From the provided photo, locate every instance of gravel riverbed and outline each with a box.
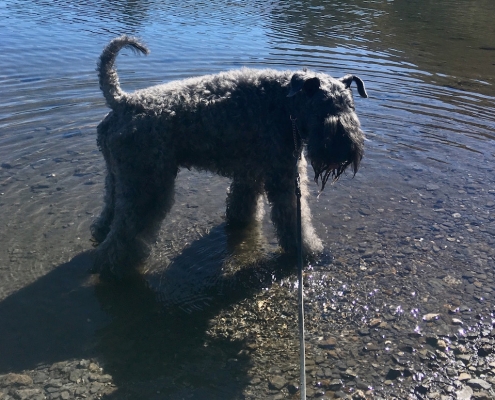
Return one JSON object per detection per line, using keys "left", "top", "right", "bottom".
{"left": 1, "top": 148, "right": 494, "bottom": 400}
{"left": 1, "top": 227, "right": 494, "bottom": 400}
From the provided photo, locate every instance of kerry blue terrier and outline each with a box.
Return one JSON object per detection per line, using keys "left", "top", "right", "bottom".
{"left": 91, "top": 35, "right": 367, "bottom": 280}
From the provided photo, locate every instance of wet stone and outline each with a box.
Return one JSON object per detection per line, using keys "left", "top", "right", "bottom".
{"left": 250, "top": 377, "right": 261, "bottom": 385}
{"left": 323, "top": 368, "right": 333, "bottom": 378}
{"left": 386, "top": 368, "right": 403, "bottom": 380}
{"left": 69, "top": 370, "right": 82, "bottom": 383}
{"left": 478, "top": 345, "right": 492, "bottom": 357}
{"left": 466, "top": 379, "right": 491, "bottom": 390}
{"left": 0, "top": 374, "right": 33, "bottom": 388}
{"left": 369, "top": 318, "right": 381, "bottom": 327}
{"left": 356, "top": 380, "right": 370, "bottom": 391}
{"left": 391, "top": 354, "right": 408, "bottom": 366}
{"left": 423, "top": 313, "right": 440, "bottom": 322}
{"left": 436, "top": 339, "right": 447, "bottom": 350}
{"left": 89, "top": 382, "right": 103, "bottom": 394}
{"left": 473, "top": 391, "right": 493, "bottom": 400}
{"left": 363, "top": 343, "right": 379, "bottom": 352}
{"left": 456, "top": 385, "right": 474, "bottom": 400}
{"left": 268, "top": 375, "right": 287, "bottom": 390}
{"left": 46, "top": 379, "right": 63, "bottom": 388}
{"left": 319, "top": 337, "right": 337, "bottom": 348}
{"left": 341, "top": 369, "right": 358, "bottom": 380}
{"left": 327, "top": 379, "right": 343, "bottom": 390}
{"left": 426, "top": 184, "right": 440, "bottom": 191}
{"left": 352, "top": 390, "right": 367, "bottom": 399}
{"left": 287, "top": 383, "right": 299, "bottom": 394}
{"left": 12, "top": 388, "right": 43, "bottom": 400}
{"left": 96, "top": 374, "right": 112, "bottom": 383}
{"left": 456, "top": 354, "right": 472, "bottom": 364}
{"left": 315, "top": 355, "right": 325, "bottom": 364}
{"left": 336, "top": 362, "right": 347, "bottom": 371}
{"left": 88, "top": 363, "right": 100, "bottom": 373}
{"left": 60, "top": 391, "right": 70, "bottom": 400}
{"left": 459, "top": 373, "right": 471, "bottom": 381}
{"left": 31, "top": 372, "right": 48, "bottom": 385}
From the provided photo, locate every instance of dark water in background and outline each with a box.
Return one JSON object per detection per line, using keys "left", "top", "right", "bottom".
{"left": 1, "top": 0, "right": 495, "bottom": 398}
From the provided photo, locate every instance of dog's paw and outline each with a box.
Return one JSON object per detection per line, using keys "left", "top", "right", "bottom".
{"left": 88, "top": 264, "right": 100, "bottom": 274}
{"left": 90, "top": 223, "right": 109, "bottom": 245}
{"left": 98, "top": 265, "right": 121, "bottom": 282}
{"left": 90, "top": 260, "right": 123, "bottom": 282}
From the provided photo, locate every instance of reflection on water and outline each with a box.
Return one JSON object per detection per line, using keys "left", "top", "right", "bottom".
{"left": 1, "top": 0, "right": 495, "bottom": 398}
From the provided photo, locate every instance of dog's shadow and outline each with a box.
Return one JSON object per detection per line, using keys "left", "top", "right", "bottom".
{"left": 0, "top": 223, "right": 297, "bottom": 399}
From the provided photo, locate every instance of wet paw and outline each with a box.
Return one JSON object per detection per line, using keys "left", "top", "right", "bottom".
{"left": 90, "top": 221, "right": 111, "bottom": 245}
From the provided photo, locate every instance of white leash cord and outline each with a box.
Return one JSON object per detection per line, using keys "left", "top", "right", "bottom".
{"left": 295, "top": 173, "right": 306, "bottom": 400}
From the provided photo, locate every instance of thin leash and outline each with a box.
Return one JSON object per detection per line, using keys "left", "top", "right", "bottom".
{"left": 291, "top": 115, "right": 306, "bottom": 400}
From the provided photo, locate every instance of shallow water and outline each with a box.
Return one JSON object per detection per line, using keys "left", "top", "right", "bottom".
{"left": 1, "top": 0, "right": 495, "bottom": 398}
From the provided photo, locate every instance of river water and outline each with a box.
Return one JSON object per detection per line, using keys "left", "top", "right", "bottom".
{"left": 1, "top": 1, "right": 495, "bottom": 399}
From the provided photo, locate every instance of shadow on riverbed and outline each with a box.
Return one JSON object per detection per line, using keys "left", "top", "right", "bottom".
{"left": 0, "top": 252, "right": 108, "bottom": 372}
{"left": 0, "top": 224, "right": 297, "bottom": 399}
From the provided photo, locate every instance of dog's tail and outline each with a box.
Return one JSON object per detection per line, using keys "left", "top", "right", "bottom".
{"left": 97, "top": 35, "right": 149, "bottom": 109}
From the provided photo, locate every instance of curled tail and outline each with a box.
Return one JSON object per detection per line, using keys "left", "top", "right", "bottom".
{"left": 97, "top": 35, "right": 149, "bottom": 109}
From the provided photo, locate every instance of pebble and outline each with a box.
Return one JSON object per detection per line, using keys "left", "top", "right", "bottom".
{"left": 319, "top": 337, "right": 337, "bottom": 348}
{"left": 287, "top": 383, "right": 299, "bottom": 394}
{"left": 369, "top": 318, "right": 381, "bottom": 327}
{"left": 423, "top": 313, "right": 440, "bottom": 321}
{"left": 12, "top": 388, "right": 43, "bottom": 400}
{"left": 0, "top": 374, "right": 33, "bottom": 387}
{"left": 363, "top": 343, "right": 379, "bottom": 352}
{"left": 436, "top": 339, "right": 447, "bottom": 349}
{"left": 268, "top": 375, "right": 287, "bottom": 390}
{"left": 457, "top": 354, "right": 472, "bottom": 364}
{"left": 456, "top": 385, "right": 474, "bottom": 399}
{"left": 426, "top": 184, "right": 440, "bottom": 191}
{"left": 458, "top": 373, "right": 471, "bottom": 381}
{"left": 466, "top": 379, "right": 491, "bottom": 390}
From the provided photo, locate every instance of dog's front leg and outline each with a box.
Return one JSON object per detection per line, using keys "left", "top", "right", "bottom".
{"left": 226, "top": 175, "right": 264, "bottom": 228}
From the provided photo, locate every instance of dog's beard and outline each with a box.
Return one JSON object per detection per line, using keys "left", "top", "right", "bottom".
{"left": 311, "top": 160, "right": 350, "bottom": 191}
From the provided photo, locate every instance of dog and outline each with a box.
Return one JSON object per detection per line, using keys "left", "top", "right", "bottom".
{"left": 90, "top": 35, "right": 367, "bottom": 280}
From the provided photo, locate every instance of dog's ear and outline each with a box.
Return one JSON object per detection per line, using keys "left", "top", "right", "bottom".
{"left": 288, "top": 75, "right": 321, "bottom": 98}
{"left": 339, "top": 75, "right": 368, "bottom": 98}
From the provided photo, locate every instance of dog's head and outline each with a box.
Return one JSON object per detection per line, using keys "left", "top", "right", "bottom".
{"left": 288, "top": 72, "right": 367, "bottom": 190}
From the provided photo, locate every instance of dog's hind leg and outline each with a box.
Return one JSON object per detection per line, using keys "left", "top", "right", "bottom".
{"left": 90, "top": 169, "right": 115, "bottom": 244}
{"left": 91, "top": 136, "right": 117, "bottom": 244}
{"left": 92, "top": 168, "right": 176, "bottom": 280}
